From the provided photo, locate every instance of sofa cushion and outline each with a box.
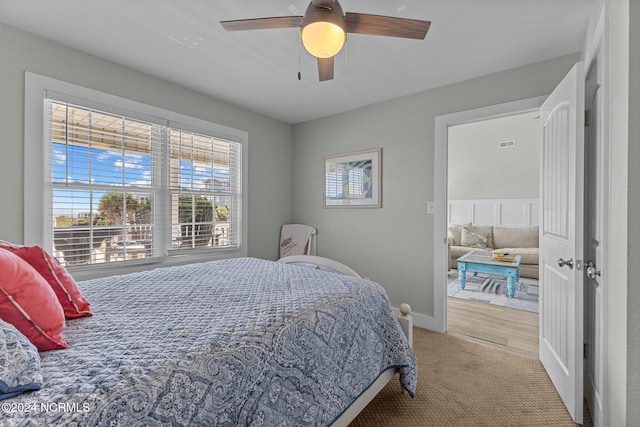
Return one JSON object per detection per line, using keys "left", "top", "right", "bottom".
{"left": 493, "top": 247, "right": 539, "bottom": 264}
{"left": 461, "top": 225, "right": 493, "bottom": 249}
{"left": 447, "top": 223, "right": 471, "bottom": 246}
{"left": 450, "top": 245, "right": 477, "bottom": 261}
{"left": 493, "top": 226, "right": 538, "bottom": 249}
{"left": 520, "top": 264, "right": 539, "bottom": 279}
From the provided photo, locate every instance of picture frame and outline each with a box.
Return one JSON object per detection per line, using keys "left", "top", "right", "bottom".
{"left": 323, "top": 148, "right": 381, "bottom": 208}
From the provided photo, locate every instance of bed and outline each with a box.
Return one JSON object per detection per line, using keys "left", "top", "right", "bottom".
{"left": 2, "top": 257, "right": 416, "bottom": 426}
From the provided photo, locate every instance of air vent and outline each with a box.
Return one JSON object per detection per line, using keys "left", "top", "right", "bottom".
{"left": 498, "top": 139, "right": 516, "bottom": 149}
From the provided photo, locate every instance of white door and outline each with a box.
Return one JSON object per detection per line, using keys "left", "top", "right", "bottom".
{"left": 539, "top": 62, "right": 584, "bottom": 424}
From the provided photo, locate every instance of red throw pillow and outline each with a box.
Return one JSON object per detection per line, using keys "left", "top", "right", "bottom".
{"left": 0, "top": 248, "right": 68, "bottom": 351}
{"left": 0, "top": 242, "right": 92, "bottom": 319}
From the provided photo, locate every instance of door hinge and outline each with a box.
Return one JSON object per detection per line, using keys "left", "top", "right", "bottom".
{"left": 585, "top": 110, "right": 591, "bottom": 127}
{"left": 584, "top": 343, "right": 589, "bottom": 360}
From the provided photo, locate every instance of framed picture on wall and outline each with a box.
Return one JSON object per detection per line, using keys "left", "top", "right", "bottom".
{"left": 323, "top": 148, "right": 381, "bottom": 208}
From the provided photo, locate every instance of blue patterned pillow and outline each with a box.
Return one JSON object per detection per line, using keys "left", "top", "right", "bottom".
{"left": 0, "top": 318, "right": 43, "bottom": 400}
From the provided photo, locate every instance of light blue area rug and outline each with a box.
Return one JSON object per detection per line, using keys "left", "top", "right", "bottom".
{"left": 447, "top": 272, "right": 539, "bottom": 313}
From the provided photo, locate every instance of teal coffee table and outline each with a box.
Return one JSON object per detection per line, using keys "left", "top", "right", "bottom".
{"left": 456, "top": 251, "right": 522, "bottom": 298}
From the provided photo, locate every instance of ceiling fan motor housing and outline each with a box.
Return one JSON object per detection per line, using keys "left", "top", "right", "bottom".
{"left": 301, "top": 1, "right": 346, "bottom": 58}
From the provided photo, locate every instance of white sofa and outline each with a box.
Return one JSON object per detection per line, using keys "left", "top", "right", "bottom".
{"left": 447, "top": 224, "right": 539, "bottom": 279}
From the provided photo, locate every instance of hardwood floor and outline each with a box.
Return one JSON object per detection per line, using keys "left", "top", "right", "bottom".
{"left": 447, "top": 296, "right": 539, "bottom": 358}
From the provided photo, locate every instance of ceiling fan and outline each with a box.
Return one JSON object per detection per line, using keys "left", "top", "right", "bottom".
{"left": 220, "top": 0, "right": 431, "bottom": 82}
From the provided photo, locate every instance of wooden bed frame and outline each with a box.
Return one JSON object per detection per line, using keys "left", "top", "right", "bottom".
{"left": 277, "top": 255, "right": 414, "bottom": 426}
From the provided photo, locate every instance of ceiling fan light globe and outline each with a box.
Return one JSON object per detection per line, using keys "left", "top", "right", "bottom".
{"left": 301, "top": 22, "right": 345, "bottom": 58}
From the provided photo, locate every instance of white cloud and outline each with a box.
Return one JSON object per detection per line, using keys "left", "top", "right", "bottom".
{"left": 52, "top": 148, "right": 67, "bottom": 165}
{"left": 114, "top": 153, "right": 145, "bottom": 170}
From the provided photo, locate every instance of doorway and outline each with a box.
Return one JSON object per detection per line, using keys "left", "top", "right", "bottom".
{"left": 433, "top": 96, "right": 546, "bottom": 334}
{"left": 445, "top": 111, "right": 541, "bottom": 356}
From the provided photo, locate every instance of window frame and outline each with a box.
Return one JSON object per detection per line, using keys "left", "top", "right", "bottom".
{"left": 25, "top": 72, "right": 248, "bottom": 276}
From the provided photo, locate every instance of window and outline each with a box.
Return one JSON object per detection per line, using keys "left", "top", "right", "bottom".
{"left": 169, "top": 129, "right": 241, "bottom": 251}
{"left": 25, "top": 73, "right": 247, "bottom": 269}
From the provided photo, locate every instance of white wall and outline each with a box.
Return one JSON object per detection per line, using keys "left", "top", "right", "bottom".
{"left": 291, "top": 54, "right": 578, "bottom": 318}
{"left": 624, "top": 0, "right": 639, "bottom": 421}
{"left": 447, "top": 111, "right": 540, "bottom": 200}
{"left": 0, "top": 24, "right": 292, "bottom": 261}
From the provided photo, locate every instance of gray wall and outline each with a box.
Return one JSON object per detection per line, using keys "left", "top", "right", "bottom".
{"left": 448, "top": 112, "right": 540, "bottom": 200}
{"left": 599, "top": 0, "right": 633, "bottom": 424}
{"left": 291, "top": 54, "right": 578, "bottom": 316}
{"left": 0, "top": 24, "right": 292, "bottom": 261}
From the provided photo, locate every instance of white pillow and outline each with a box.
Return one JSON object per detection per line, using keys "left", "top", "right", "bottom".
{"left": 461, "top": 225, "right": 491, "bottom": 249}
{"left": 447, "top": 223, "right": 471, "bottom": 246}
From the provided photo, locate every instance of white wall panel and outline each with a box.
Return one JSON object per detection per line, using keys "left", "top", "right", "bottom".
{"left": 448, "top": 198, "right": 539, "bottom": 226}
{"left": 474, "top": 203, "right": 495, "bottom": 225}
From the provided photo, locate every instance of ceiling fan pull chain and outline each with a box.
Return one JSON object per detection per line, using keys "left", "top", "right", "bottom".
{"left": 298, "top": 33, "right": 302, "bottom": 80}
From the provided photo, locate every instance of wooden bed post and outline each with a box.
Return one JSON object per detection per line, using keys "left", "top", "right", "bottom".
{"left": 397, "top": 303, "right": 413, "bottom": 347}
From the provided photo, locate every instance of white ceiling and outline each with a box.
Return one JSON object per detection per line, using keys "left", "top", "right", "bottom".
{"left": 0, "top": 0, "right": 594, "bottom": 124}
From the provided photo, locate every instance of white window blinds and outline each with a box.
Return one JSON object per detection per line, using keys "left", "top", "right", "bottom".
{"left": 44, "top": 99, "right": 242, "bottom": 267}
{"left": 169, "top": 129, "right": 242, "bottom": 250}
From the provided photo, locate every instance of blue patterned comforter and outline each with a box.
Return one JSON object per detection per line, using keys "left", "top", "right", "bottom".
{"left": 3, "top": 257, "right": 416, "bottom": 426}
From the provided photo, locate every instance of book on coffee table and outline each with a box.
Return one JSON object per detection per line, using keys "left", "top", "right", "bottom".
{"left": 492, "top": 252, "right": 517, "bottom": 263}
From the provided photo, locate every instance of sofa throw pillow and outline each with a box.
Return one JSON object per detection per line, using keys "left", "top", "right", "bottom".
{"left": 473, "top": 225, "right": 494, "bottom": 249}
{"left": 0, "top": 242, "right": 92, "bottom": 319}
{"left": 0, "top": 248, "right": 68, "bottom": 351}
{"left": 0, "top": 318, "right": 42, "bottom": 400}
{"left": 447, "top": 223, "right": 471, "bottom": 246}
{"left": 461, "top": 226, "right": 490, "bottom": 249}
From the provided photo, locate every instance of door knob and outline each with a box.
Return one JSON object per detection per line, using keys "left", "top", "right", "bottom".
{"left": 585, "top": 261, "right": 601, "bottom": 279}
{"left": 586, "top": 267, "right": 601, "bottom": 279}
{"left": 557, "top": 258, "right": 574, "bottom": 269}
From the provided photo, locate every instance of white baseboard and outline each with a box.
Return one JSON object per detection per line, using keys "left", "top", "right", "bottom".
{"left": 392, "top": 306, "right": 440, "bottom": 332}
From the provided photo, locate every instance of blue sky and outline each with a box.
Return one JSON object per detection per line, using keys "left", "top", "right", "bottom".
{"left": 51, "top": 142, "right": 229, "bottom": 218}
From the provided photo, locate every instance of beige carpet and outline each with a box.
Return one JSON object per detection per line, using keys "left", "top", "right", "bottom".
{"left": 350, "top": 327, "right": 590, "bottom": 426}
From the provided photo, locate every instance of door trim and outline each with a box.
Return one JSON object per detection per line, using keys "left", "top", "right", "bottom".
{"left": 433, "top": 96, "right": 546, "bottom": 333}
{"left": 583, "top": 4, "right": 610, "bottom": 426}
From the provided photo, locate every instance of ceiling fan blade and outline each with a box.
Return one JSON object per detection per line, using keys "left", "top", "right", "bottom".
{"left": 220, "top": 16, "right": 303, "bottom": 31}
{"left": 317, "top": 56, "right": 334, "bottom": 81}
{"left": 345, "top": 12, "right": 431, "bottom": 39}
